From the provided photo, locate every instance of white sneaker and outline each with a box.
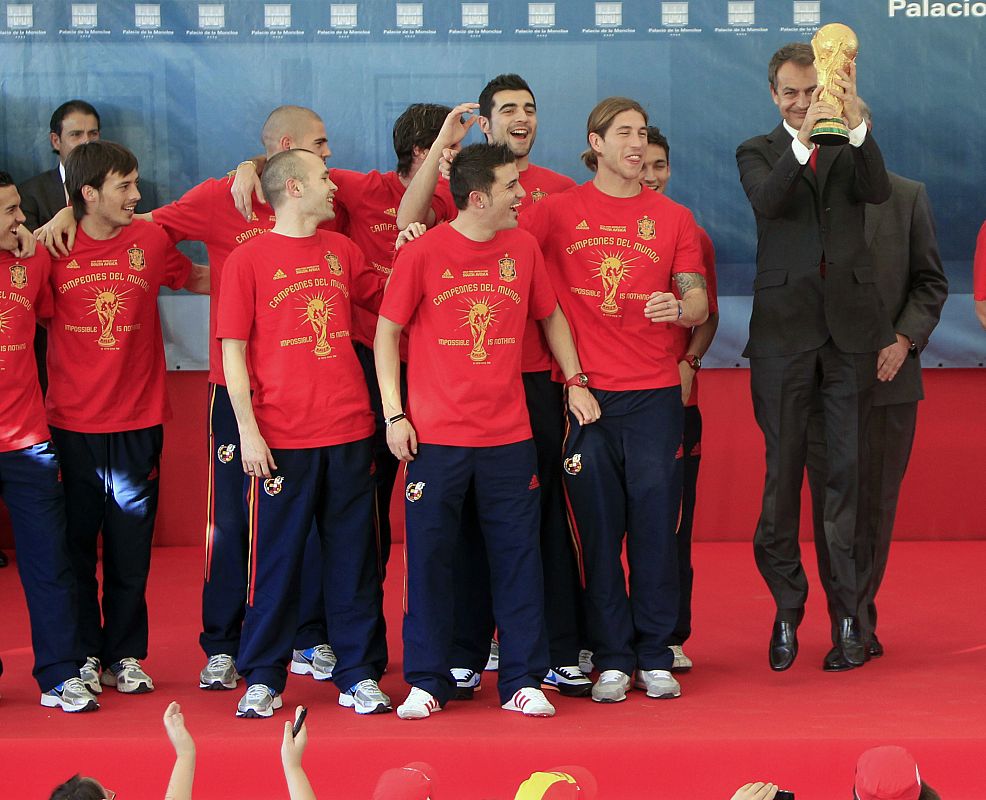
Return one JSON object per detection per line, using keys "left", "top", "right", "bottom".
{"left": 670, "top": 645, "right": 693, "bottom": 672}
{"left": 40, "top": 678, "right": 99, "bottom": 712}
{"left": 591, "top": 669, "right": 630, "bottom": 703}
{"left": 484, "top": 639, "right": 499, "bottom": 671}
{"left": 451, "top": 667, "right": 481, "bottom": 700}
{"left": 634, "top": 669, "right": 681, "bottom": 699}
{"left": 236, "top": 683, "right": 283, "bottom": 718}
{"left": 397, "top": 687, "right": 443, "bottom": 720}
{"left": 578, "top": 649, "right": 594, "bottom": 675}
{"left": 79, "top": 656, "right": 102, "bottom": 695}
{"left": 101, "top": 658, "right": 154, "bottom": 694}
{"left": 502, "top": 687, "right": 556, "bottom": 717}
{"left": 199, "top": 653, "right": 240, "bottom": 690}
{"left": 338, "top": 679, "right": 392, "bottom": 715}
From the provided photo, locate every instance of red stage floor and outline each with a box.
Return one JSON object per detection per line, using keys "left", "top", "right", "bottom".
{"left": 1, "top": 542, "right": 984, "bottom": 799}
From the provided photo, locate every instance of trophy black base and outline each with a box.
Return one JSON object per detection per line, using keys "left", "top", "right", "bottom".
{"left": 810, "top": 118, "right": 849, "bottom": 146}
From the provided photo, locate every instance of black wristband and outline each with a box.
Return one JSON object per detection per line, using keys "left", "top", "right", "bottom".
{"left": 385, "top": 413, "right": 406, "bottom": 427}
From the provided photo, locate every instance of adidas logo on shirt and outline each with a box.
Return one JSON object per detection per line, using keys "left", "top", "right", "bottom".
{"left": 575, "top": 220, "right": 589, "bottom": 230}
{"left": 66, "top": 259, "right": 80, "bottom": 270}
{"left": 384, "top": 207, "right": 397, "bottom": 217}
{"left": 273, "top": 269, "right": 288, "bottom": 280}
{"left": 441, "top": 269, "right": 455, "bottom": 279}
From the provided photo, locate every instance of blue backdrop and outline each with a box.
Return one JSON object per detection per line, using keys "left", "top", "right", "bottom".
{"left": 2, "top": 0, "right": 983, "bottom": 366}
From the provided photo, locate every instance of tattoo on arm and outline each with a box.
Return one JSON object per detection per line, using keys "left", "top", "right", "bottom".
{"left": 674, "top": 272, "right": 707, "bottom": 295}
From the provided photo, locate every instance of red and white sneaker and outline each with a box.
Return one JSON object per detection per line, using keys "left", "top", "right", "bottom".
{"left": 397, "top": 687, "right": 443, "bottom": 720}
{"left": 501, "top": 687, "right": 556, "bottom": 717}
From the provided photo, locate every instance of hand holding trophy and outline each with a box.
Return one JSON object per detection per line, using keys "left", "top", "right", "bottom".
{"left": 810, "top": 23, "right": 859, "bottom": 145}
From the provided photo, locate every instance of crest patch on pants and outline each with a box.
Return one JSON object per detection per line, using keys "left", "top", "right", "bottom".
{"left": 563, "top": 453, "right": 583, "bottom": 475}
{"left": 264, "top": 476, "right": 284, "bottom": 496}
{"left": 217, "top": 443, "right": 236, "bottom": 463}
{"left": 405, "top": 481, "right": 425, "bottom": 502}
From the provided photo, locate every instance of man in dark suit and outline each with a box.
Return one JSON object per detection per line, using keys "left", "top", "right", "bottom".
{"left": 736, "top": 43, "right": 896, "bottom": 671}
{"left": 806, "top": 102, "right": 948, "bottom": 670}
{"left": 19, "top": 100, "right": 101, "bottom": 233}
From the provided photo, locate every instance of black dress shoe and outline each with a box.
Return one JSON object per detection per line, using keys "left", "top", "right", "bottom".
{"left": 868, "top": 634, "right": 884, "bottom": 658}
{"left": 0, "top": 549, "right": 8, "bottom": 568}
{"left": 769, "top": 621, "right": 799, "bottom": 671}
{"left": 823, "top": 646, "right": 855, "bottom": 671}
{"left": 837, "top": 616, "right": 866, "bottom": 666}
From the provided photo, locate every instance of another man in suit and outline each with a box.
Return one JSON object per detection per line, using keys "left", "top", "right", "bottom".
{"left": 806, "top": 101, "right": 948, "bottom": 669}
{"left": 19, "top": 100, "right": 101, "bottom": 233}
{"left": 736, "top": 43, "right": 895, "bottom": 671}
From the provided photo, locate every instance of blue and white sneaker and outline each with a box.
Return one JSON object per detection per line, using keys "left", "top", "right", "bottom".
{"left": 542, "top": 665, "right": 592, "bottom": 697}
{"left": 451, "top": 667, "right": 481, "bottom": 700}
{"left": 41, "top": 678, "right": 99, "bottom": 712}
{"left": 236, "top": 683, "right": 282, "bottom": 718}
{"left": 290, "top": 644, "right": 335, "bottom": 681}
{"left": 337, "top": 679, "right": 391, "bottom": 714}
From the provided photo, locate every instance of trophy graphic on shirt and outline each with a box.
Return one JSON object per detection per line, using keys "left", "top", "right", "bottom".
{"left": 92, "top": 288, "right": 125, "bottom": 348}
{"left": 302, "top": 294, "right": 334, "bottom": 356}
{"left": 467, "top": 300, "right": 494, "bottom": 362}
{"left": 810, "top": 22, "right": 859, "bottom": 145}
{"left": 591, "top": 251, "right": 636, "bottom": 316}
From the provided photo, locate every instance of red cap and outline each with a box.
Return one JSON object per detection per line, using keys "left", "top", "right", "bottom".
{"left": 854, "top": 746, "right": 921, "bottom": 800}
{"left": 373, "top": 762, "right": 436, "bottom": 800}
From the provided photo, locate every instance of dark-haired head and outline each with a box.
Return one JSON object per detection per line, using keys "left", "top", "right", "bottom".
{"left": 448, "top": 143, "right": 517, "bottom": 211}
{"left": 393, "top": 103, "right": 453, "bottom": 177}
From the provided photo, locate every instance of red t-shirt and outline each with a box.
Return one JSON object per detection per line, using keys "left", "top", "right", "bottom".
{"left": 330, "top": 168, "right": 444, "bottom": 355}
{"left": 0, "top": 249, "right": 54, "bottom": 451}
{"left": 46, "top": 220, "right": 192, "bottom": 433}
{"left": 152, "top": 175, "right": 337, "bottom": 384}
{"left": 974, "top": 220, "right": 986, "bottom": 302}
{"left": 217, "top": 230, "right": 382, "bottom": 449}
{"left": 521, "top": 181, "right": 704, "bottom": 392}
{"left": 433, "top": 163, "right": 577, "bottom": 373}
{"left": 381, "top": 223, "right": 557, "bottom": 447}
{"left": 672, "top": 227, "right": 719, "bottom": 407}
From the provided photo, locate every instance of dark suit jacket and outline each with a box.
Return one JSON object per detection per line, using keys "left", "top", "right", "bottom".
{"left": 17, "top": 168, "right": 66, "bottom": 232}
{"left": 866, "top": 173, "right": 948, "bottom": 406}
{"left": 737, "top": 123, "right": 896, "bottom": 358}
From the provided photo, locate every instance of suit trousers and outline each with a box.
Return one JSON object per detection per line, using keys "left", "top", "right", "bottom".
{"left": 670, "top": 404, "right": 702, "bottom": 646}
{"left": 807, "top": 400, "right": 918, "bottom": 641}
{"left": 750, "top": 340, "right": 876, "bottom": 622}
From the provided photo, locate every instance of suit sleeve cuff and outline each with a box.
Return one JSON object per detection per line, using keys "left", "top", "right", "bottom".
{"left": 848, "top": 119, "right": 868, "bottom": 147}
{"left": 790, "top": 136, "right": 813, "bottom": 165}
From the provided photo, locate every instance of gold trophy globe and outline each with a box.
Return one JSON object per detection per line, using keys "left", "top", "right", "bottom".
{"left": 810, "top": 23, "right": 859, "bottom": 145}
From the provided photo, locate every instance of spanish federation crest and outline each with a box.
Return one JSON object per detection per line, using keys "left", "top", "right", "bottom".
{"left": 264, "top": 476, "right": 284, "bottom": 496}
{"left": 405, "top": 481, "right": 425, "bottom": 502}
{"left": 127, "top": 245, "right": 146, "bottom": 272}
{"left": 637, "top": 216, "right": 656, "bottom": 241}
{"left": 324, "top": 251, "right": 343, "bottom": 276}
{"left": 563, "top": 453, "right": 583, "bottom": 475}
{"left": 498, "top": 256, "right": 517, "bottom": 283}
{"left": 530, "top": 188, "right": 547, "bottom": 203}
{"left": 217, "top": 443, "right": 237, "bottom": 464}
{"left": 9, "top": 263, "right": 27, "bottom": 289}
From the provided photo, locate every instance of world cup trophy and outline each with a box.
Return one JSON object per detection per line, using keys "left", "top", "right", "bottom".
{"left": 810, "top": 22, "right": 859, "bottom": 146}
{"left": 304, "top": 295, "right": 333, "bottom": 356}
{"left": 94, "top": 290, "right": 120, "bottom": 348}
{"left": 467, "top": 301, "right": 492, "bottom": 362}
{"left": 598, "top": 255, "right": 626, "bottom": 315}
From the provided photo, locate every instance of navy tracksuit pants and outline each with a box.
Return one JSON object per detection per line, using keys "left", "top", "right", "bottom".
{"left": 0, "top": 441, "right": 84, "bottom": 691}
{"left": 200, "top": 384, "right": 330, "bottom": 659}
{"left": 403, "top": 440, "right": 550, "bottom": 705}
{"left": 563, "top": 387, "right": 682, "bottom": 675}
{"left": 50, "top": 425, "right": 162, "bottom": 665}
{"left": 236, "top": 438, "right": 387, "bottom": 694}
{"left": 670, "top": 405, "right": 702, "bottom": 646}
{"left": 449, "top": 372, "right": 585, "bottom": 671}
